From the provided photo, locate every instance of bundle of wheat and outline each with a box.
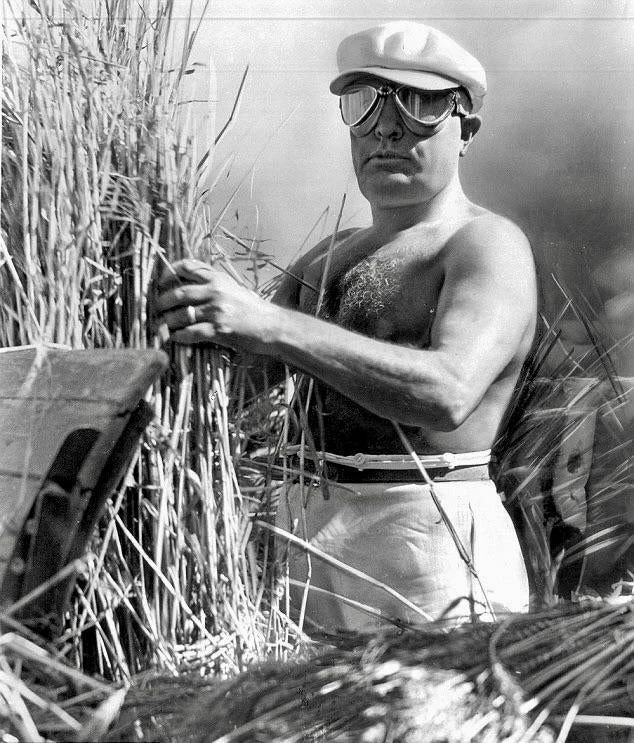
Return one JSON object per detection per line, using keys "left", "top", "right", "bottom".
{"left": 1, "top": 599, "right": 631, "bottom": 741}
{"left": 94, "top": 599, "right": 631, "bottom": 742}
{"left": 1, "top": 0, "right": 301, "bottom": 683}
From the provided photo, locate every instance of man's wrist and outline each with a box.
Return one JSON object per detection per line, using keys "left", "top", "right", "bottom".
{"left": 247, "top": 300, "right": 289, "bottom": 357}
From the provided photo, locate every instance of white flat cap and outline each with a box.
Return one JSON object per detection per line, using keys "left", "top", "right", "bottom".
{"left": 330, "top": 22, "right": 487, "bottom": 113}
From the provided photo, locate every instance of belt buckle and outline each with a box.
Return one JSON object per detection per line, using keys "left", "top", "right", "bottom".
{"left": 352, "top": 453, "right": 367, "bottom": 469}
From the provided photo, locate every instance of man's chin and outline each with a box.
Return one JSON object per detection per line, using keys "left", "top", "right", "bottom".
{"left": 361, "top": 176, "right": 426, "bottom": 206}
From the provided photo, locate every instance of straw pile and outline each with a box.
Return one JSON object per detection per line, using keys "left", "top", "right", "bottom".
{"left": 0, "top": 598, "right": 632, "bottom": 741}
{"left": 104, "top": 600, "right": 634, "bottom": 742}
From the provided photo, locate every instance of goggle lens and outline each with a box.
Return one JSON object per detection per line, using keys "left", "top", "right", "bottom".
{"left": 396, "top": 88, "right": 455, "bottom": 124}
{"left": 340, "top": 85, "right": 379, "bottom": 127}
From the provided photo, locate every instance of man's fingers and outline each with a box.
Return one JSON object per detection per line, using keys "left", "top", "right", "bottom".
{"left": 157, "top": 258, "right": 214, "bottom": 290}
{"left": 170, "top": 323, "right": 214, "bottom": 344}
{"left": 155, "top": 284, "right": 212, "bottom": 313}
{"left": 169, "top": 323, "right": 233, "bottom": 347}
{"left": 160, "top": 303, "right": 208, "bottom": 331}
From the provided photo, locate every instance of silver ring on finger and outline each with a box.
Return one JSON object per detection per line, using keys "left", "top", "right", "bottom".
{"left": 186, "top": 305, "right": 197, "bottom": 325}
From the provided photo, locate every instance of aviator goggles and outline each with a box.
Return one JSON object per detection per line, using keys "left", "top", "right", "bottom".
{"left": 339, "top": 83, "right": 470, "bottom": 137}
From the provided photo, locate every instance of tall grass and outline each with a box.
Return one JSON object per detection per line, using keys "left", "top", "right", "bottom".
{"left": 0, "top": 0, "right": 302, "bottom": 682}
{"left": 495, "top": 286, "right": 634, "bottom": 607}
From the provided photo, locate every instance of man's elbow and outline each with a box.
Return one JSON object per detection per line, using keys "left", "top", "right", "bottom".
{"left": 441, "top": 395, "right": 472, "bottom": 430}
{"left": 427, "top": 396, "right": 470, "bottom": 432}
{"left": 396, "top": 385, "right": 473, "bottom": 432}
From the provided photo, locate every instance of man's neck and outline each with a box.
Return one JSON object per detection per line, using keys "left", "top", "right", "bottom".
{"left": 370, "top": 178, "right": 468, "bottom": 235}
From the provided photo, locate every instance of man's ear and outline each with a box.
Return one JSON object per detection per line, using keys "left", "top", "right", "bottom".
{"left": 459, "top": 115, "right": 482, "bottom": 157}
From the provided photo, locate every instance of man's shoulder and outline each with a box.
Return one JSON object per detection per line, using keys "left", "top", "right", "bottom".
{"left": 444, "top": 209, "right": 534, "bottom": 272}
{"left": 438, "top": 210, "right": 537, "bottom": 310}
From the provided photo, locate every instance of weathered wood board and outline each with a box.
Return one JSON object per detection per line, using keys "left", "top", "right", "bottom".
{"left": 0, "top": 345, "right": 167, "bottom": 616}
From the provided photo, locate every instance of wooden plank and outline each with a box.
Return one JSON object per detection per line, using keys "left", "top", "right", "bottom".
{"left": 0, "top": 346, "right": 167, "bottom": 413}
{"left": 1, "top": 398, "right": 125, "bottom": 476}
{"left": 0, "top": 347, "right": 168, "bottom": 597}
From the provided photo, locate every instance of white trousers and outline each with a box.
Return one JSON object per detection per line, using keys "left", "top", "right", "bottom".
{"left": 276, "top": 479, "right": 529, "bottom": 632}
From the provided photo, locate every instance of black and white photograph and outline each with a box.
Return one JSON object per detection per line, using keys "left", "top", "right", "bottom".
{"left": 0, "top": 1, "right": 632, "bottom": 740}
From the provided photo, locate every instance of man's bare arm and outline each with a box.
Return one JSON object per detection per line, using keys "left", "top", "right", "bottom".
{"left": 229, "top": 229, "right": 360, "bottom": 396}
{"left": 235, "top": 234, "right": 336, "bottom": 394}
{"left": 156, "top": 216, "right": 536, "bottom": 430}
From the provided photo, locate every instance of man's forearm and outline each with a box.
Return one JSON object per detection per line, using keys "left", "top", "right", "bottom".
{"left": 261, "top": 304, "right": 467, "bottom": 430}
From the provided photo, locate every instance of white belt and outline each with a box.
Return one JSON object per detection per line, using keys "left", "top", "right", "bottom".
{"left": 285, "top": 446, "right": 491, "bottom": 471}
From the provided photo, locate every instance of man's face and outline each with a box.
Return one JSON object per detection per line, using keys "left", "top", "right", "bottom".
{"left": 349, "top": 79, "right": 466, "bottom": 210}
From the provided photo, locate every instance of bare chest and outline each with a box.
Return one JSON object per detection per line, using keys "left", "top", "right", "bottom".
{"left": 299, "top": 234, "right": 444, "bottom": 344}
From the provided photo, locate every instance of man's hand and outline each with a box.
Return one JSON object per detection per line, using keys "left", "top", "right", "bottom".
{"left": 155, "top": 259, "right": 275, "bottom": 352}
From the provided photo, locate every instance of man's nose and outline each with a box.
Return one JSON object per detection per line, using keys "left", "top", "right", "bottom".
{"left": 373, "top": 96, "right": 404, "bottom": 140}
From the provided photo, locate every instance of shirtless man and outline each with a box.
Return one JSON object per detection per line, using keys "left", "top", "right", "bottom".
{"left": 156, "top": 22, "right": 537, "bottom": 630}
